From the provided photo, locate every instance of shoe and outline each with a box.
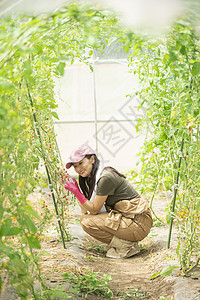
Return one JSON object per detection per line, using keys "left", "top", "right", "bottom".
{"left": 106, "top": 236, "right": 140, "bottom": 258}
{"left": 106, "top": 247, "right": 120, "bottom": 258}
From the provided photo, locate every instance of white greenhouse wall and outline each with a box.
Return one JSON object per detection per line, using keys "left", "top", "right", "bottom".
{"left": 54, "top": 61, "right": 145, "bottom": 175}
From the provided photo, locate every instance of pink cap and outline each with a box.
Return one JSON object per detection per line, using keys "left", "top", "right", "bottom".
{"left": 66, "top": 145, "right": 95, "bottom": 169}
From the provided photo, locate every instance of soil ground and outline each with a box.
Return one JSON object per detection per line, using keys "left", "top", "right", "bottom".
{"left": 1, "top": 190, "right": 200, "bottom": 300}
{"left": 38, "top": 191, "right": 200, "bottom": 300}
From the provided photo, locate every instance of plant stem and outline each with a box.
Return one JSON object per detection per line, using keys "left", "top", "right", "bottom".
{"left": 26, "top": 82, "right": 66, "bottom": 249}
{"left": 168, "top": 138, "right": 184, "bottom": 248}
{"left": 185, "top": 257, "right": 200, "bottom": 276}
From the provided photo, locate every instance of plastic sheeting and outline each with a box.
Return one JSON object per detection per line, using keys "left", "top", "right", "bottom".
{"left": 54, "top": 60, "right": 145, "bottom": 174}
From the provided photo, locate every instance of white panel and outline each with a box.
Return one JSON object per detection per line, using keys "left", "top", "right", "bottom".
{"left": 54, "top": 63, "right": 95, "bottom": 122}
{"left": 95, "top": 63, "right": 139, "bottom": 121}
{"left": 54, "top": 61, "right": 145, "bottom": 173}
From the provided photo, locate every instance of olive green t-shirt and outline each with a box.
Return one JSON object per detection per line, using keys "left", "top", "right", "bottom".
{"left": 96, "top": 169, "right": 140, "bottom": 207}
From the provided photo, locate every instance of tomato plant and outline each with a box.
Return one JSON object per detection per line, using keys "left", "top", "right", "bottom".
{"left": 1, "top": 1, "right": 200, "bottom": 297}
{"left": 0, "top": 3, "right": 122, "bottom": 298}
{"left": 128, "top": 18, "right": 200, "bottom": 274}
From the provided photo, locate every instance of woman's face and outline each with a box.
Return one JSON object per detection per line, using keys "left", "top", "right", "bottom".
{"left": 73, "top": 156, "right": 95, "bottom": 177}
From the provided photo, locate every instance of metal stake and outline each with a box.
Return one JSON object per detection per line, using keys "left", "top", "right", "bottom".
{"left": 167, "top": 138, "right": 184, "bottom": 248}
{"left": 27, "top": 83, "right": 66, "bottom": 249}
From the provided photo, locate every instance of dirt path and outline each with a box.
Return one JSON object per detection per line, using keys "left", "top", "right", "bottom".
{"left": 38, "top": 218, "right": 176, "bottom": 299}
{"left": 1, "top": 191, "right": 200, "bottom": 300}
{"left": 36, "top": 191, "right": 200, "bottom": 300}
{"left": 37, "top": 193, "right": 177, "bottom": 300}
{"left": 81, "top": 236, "right": 175, "bottom": 299}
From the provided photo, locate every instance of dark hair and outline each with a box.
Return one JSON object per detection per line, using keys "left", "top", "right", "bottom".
{"left": 103, "top": 166, "right": 126, "bottom": 179}
{"left": 79, "top": 157, "right": 125, "bottom": 200}
{"left": 79, "top": 154, "right": 100, "bottom": 200}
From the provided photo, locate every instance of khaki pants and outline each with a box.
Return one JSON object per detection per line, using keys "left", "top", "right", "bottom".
{"left": 80, "top": 209, "right": 153, "bottom": 244}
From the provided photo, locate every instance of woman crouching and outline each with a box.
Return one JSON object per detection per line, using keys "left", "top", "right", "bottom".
{"left": 62, "top": 144, "right": 153, "bottom": 259}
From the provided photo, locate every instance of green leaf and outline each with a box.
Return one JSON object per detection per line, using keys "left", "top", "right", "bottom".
{"left": 160, "top": 265, "right": 178, "bottom": 276}
{"left": 15, "top": 274, "right": 34, "bottom": 298}
{"left": 168, "top": 52, "right": 177, "bottom": 63}
{"left": 48, "top": 102, "right": 58, "bottom": 109}
{"left": 6, "top": 227, "right": 22, "bottom": 236}
{"left": 23, "top": 205, "right": 41, "bottom": 221}
{"left": 191, "top": 62, "right": 200, "bottom": 76}
{"left": 163, "top": 54, "right": 169, "bottom": 65}
{"left": 195, "top": 197, "right": 200, "bottom": 210}
{"left": 27, "top": 235, "right": 41, "bottom": 249}
{"left": 0, "top": 219, "right": 12, "bottom": 236}
{"left": 23, "top": 60, "right": 32, "bottom": 75}
{"left": 124, "top": 44, "right": 130, "bottom": 53}
{"left": 89, "top": 65, "right": 93, "bottom": 72}
{"left": 89, "top": 50, "right": 93, "bottom": 56}
{"left": 62, "top": 272, "right": 72, "bottom": 279}
{"left": 0, "top": 78, "right": 17, "bottom": 93}
{"left": 51, "top": 111, "right": 59, "bottom": 120}
{"left": 150, "top": 271, "right": 161, "bottom": 280}
{"left": 180, "top": 45, "right": 186, "bottom": 55}
{"left": 40, "top": 251, "right": 51, "bottom": 256}
{"left": 0, "top": 241, "right": 13, "bottom": 256}
{"left": 23, "top": 214, "right": 37, "bottom": 233}
{"left": 7, "top": 256, "right": 27, "bottom": 275}
{"left": 151, "top": 265, "right": 178, "bottom": 280}
{"left": 56, "top": 62, "right": 66, "bottom": 76}
{"left": 166, "top": 213, "right": 171, "bottom": 224}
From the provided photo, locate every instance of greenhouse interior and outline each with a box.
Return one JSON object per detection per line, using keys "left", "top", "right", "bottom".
{"left": 0, "top": 0, "right": 200, "bottom": 299}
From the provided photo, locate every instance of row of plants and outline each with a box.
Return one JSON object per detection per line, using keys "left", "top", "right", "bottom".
{"left": 0, "top": 3, "right": 123, "bottom": 298}
{"left": 128, "top": 18, "right": 200, "bottom": 274}
{"left": 1, "top": 0, "right": 200, "bottom": 298}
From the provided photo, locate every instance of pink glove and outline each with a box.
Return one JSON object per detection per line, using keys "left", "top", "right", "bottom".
{"left": 63, "top": 176, "right": 87, "bottom": 205}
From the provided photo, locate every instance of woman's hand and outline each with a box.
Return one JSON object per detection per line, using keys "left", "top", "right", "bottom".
{"left": 63, "top": 176, "right": 77, "bottom": 193}
{"left": 62, "top": 176, "right": 87, "bottom": 205}
{"left": 60, "top": 175, "right": 107, "bottom": 214}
